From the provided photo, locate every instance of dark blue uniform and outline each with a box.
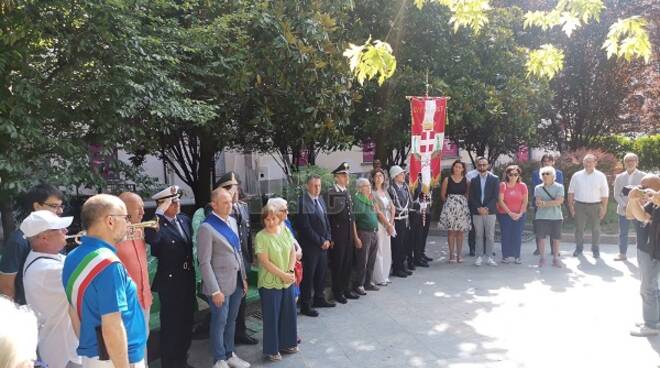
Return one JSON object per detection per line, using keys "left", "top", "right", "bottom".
{"left": 145, "top": 213, "right": 196, "bottom": 368}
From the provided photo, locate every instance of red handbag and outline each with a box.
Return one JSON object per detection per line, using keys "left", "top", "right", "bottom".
{"left": 294, "top": 260, "right": 303, "bottom": 286}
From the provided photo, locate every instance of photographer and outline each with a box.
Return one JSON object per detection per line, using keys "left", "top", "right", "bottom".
{"left": 627, "top": 174, "right": 660, "bottom": 337}
{"left": 613, "top": 153, "right": 645, "bottom": 261}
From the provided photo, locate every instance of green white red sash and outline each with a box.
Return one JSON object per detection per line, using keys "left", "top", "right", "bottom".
{"left": 64, "top": 248, "right": 120, "bottom": 317}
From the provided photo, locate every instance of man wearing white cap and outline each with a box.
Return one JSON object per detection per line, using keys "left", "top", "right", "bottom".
{"left": 21, "top": 211, "right": 81, "bottom": 368}
{"left": 144, "top": 186, "right": 196, "bottom": 368}
{"left": 387, "top": 166, "right": 413, "bottom": 278}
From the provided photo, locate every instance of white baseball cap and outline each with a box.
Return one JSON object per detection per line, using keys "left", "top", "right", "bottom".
{"left": 20, "top": 210, "right": 73, "bottom": 238}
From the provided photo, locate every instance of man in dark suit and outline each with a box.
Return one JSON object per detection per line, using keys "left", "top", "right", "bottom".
{"left": 144, "top": 185, "right": 196, "bottom": 368}
{"left": 296, "top": 174, "right": 335, "bottom": 317}
{"left": 468, "top": 157, "right": 500, "bottom": 267}
{"left": 388, "top": 165, "right": 413, "bottom": 277}
{"left": 326, "top": 162, "right": 361, "bottom": 303}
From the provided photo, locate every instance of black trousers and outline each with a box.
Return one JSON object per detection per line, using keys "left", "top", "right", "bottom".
{"left": 468, "top": 215, "right": 476, "bottom": 253}
{"left": 300, "top": 247, "right": 328, "bottom": 306}
{"left": 392, "top": 219, "right": 409, "bottom": 272}
{"left": 235, "top": 256, "right": 251, "bottom": 338}
{"left": 329, "top": 235, "right": 353, "bottom": 295}
{"left": 158, "top": 275, "right": 195, "bottom": 368}
{"left": 410, "top": 212, "right": 430, "bottom": 261}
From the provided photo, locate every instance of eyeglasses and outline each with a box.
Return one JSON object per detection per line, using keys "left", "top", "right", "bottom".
{"left": 41, "top": 202, "right": 65, "bottom": 210}
{"left": 107, "top": 214, "right": 130, "bottom": 222}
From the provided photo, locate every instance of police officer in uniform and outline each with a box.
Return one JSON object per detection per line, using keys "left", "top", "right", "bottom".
{"left": 326, "top": 162, "right": 362, "bottom": 303}
{"left": 145, "top": 186, "right": 196, "bottom": 368}
{"left": 216, "top": 172, "right": 259, "bottom": 346}
{"left": 388, "top": 166, "right": 413, "bottom": 278}
{"left": 410, "top": 178, "right": 432, "bottom": 267}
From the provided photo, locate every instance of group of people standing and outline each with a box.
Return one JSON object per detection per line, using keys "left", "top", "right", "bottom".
{"left": 293, "top": 162, "right": 433, "bottom": 319}
{"left": 437, "top": 153, "right": 626, "bottom": 268}
{"left": 2, "top": 150, "right": 658, "bottom": 368}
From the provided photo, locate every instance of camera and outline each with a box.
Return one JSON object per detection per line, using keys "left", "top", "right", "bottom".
{"left": 621, "top": 185, "right": 637, "bottom": 196}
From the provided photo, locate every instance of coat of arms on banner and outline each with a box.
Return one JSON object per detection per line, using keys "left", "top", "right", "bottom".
{"left": 409, "top": 97, "right": 448, "bottom": 194}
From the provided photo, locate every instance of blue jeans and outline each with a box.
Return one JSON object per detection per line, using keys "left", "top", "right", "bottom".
{"left": 618, "top": 215, "right": 631, "bottom": 255}
{"left": 638, "top": 249, "right": 660, "bottom": 328}
{"left": 498, "top": 213, "right": 526, "bottom": 258}
{"left": 208, "top": 282, "right": 243, "bottom": 362}
{"left": 259, "top": 285, "right": 298, "bottom": 355}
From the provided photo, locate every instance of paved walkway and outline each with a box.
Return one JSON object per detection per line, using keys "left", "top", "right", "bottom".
{"left": 189, "top": 236, "right": 660, "bottom": 367}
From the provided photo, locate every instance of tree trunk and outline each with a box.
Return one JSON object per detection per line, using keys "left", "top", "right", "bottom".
{"left": 194, "top": 134, "right": 215, "bottom": 209}
{"left": 1, "top": 197, "right": 15, "bottom": 243}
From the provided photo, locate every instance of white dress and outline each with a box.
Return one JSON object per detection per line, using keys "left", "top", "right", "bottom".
{"left": 373, "top": 190, "right": 393, "bottom": 284}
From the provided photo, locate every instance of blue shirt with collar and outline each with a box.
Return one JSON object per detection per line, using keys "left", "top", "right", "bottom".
{"left": 62, "top": 236, "right": 146, "bottom": 363}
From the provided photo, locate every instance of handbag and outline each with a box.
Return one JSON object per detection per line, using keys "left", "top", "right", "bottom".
{"left": 294, "top": 260, "right": 303, "bottom": 286}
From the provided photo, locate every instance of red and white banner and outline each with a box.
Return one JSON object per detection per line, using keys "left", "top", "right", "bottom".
{"left": 409, "top": 97, "right": 448, "bottom": 193}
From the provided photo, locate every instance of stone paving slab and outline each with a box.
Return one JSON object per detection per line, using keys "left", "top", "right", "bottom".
{"left": 188, "top": 236, "right": 660, "bottom": 367}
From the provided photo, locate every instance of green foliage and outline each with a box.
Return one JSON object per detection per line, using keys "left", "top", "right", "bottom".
{"left": 593, "top": 134, "right": 660, "bottom": 171}
{"left": 526, "top": 44, "right": 565, "bottom": 79}
{"left": 523, "top": 0, "right": 605, "bottom": 36}
{"left": 355, "top": 0, "right": 651, "bottom": 85}
{"left": 436, "top": 0, "right": 492, "bottom": 33}
{"left": 343, "top": 37, "right": 397, "bottom": 85}
{"left": 603, "top": 16, "right": 652, "bottom": 63}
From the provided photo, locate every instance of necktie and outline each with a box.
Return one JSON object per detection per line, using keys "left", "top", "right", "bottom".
{"left": 314, "top": 198, "right": 322, "bottom": 213}
{"left": 172, "top": 217, "right": 187, "bottom": 241}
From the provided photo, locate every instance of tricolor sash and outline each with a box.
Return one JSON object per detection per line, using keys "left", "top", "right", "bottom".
{"left": 204, "top": 214, "right": 241, "bottom": 253}
{"left": 64, "top": 248, "right": 120, "bottom": 317}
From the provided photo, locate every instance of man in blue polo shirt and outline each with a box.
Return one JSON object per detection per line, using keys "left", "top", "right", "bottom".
{"left": 62, "top": 194, "right": 146, "bottom": 368}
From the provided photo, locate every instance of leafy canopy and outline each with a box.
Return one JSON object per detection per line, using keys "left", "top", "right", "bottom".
{"left": 347, "top": 0, "right": 652, "bottom": 83}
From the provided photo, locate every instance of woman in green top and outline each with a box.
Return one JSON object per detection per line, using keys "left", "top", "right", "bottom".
{"left": 534, "top": 166, "right": 565, "bottom": 268}
{"left": 254, "top": 205, "right": 298, "bottom": 361}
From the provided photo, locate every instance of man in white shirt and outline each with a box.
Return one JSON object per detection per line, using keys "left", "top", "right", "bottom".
{"left": 21, "top": 210, "right": 82, "bottom": 368}
{"left": 567, "top": 154, "right": 610, "bottom": 258}
{"left": 613, "top": 153, "right": 646, "bottom": 261}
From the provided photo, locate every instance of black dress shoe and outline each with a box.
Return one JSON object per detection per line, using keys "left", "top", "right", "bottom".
{"left": 423, "top": 255, "right": 433, "bottom": 262}
{"left": 235, "top": 334, "right": 259, "bottom": 345}
{"left": 414, "top": 260, "right": 429, "bottom": 267}
{"left": 393, "top": 270, "right": 408, "bottom": 278}
{"left": 335, "top": 295, "right": 348, "bottom": 304}
{"left": 404, "top": 269, "right": 413, "bottom": 275}
{"left": 345, "top": 291, "right": 360, "bottom": 299}
{"left": 301, "top": 306, "right": 319, "bottom": 317}
{"left": 313, "top": 299, "right": 336, "bottom": 308}
{"left": 407, "top": 262, "right": 416, "bottom": 270}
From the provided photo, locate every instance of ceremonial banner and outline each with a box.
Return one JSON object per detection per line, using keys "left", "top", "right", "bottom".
{"left": 409, "top": 97, "right": 448, "bottom": 193}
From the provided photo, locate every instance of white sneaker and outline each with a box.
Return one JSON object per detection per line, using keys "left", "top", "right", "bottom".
{"left": 486, "top": 257, "right": 498, "bottom": 266}
{"left": 213, "top": 361, "right": 230, "bottom": 368}
{"left": 227, "top": 353, "right": 251, "bottom": 368}
{"left": 630, "top": 325, "right": 659, "bottom": 337}
{"left": 475, "top": 256, "right": 483, "bottom": 266}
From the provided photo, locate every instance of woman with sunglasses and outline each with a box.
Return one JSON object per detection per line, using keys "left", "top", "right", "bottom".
{"left": 534, "top": 166, "right": 565, "bottom": 267}
{"left": 497, "top": 165, "right": 528, "bottom": 264}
